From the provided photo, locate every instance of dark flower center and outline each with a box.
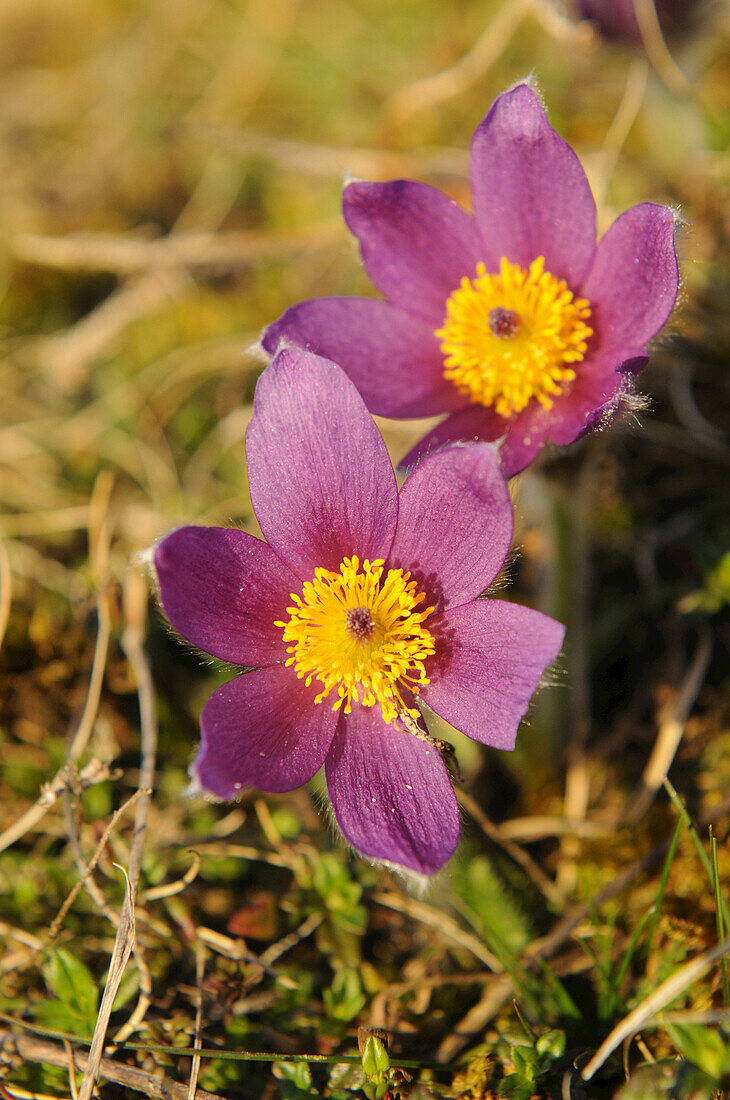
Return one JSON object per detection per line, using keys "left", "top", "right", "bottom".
{"left": 346, "top": 605, "right": 376, "bottom": 642}
{"left": 488, "top": 306, "right": 521, "bottom": 338}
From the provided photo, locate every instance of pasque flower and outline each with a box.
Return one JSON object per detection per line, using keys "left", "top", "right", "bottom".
{"left": 262, "top": 84, "right": 679, "bottom": 477}
{"left": 153, "top": 348, "right": 564, "bottom": 874}
{"left": 575, "top": 0, "right": 704, "bottom": 43}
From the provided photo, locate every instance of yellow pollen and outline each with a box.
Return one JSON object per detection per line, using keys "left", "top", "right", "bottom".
{"left": 436, "top": 256, "right": 593, "bottom": 418}
{"left": 275, "top": 555, "right": 435, "bottom": 725}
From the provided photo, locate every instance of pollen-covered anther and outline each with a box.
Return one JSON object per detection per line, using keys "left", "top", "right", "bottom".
{"left": 436, "top": 256, "right": 593, "bottom": 419}
{"left": 276, "top": 555, "right": 435, "bottom": 725}
{"left": 346, "top": 605, "right": 376, "bottom": 642}
{"left": 488, "top": 306, "right": 521, "bottom": 337}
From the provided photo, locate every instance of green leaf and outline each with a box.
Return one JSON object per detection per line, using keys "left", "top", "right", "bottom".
{"left": 41, "top": 949, "right": 98, "bottom": 1034}
{"left": 536, "top": 1028, "right": 565, "bottom": 1061}
{"left": 666, "top": 1022, "right": 730, "bottom": 1080}
{"left": 510, "top": 1045, "right": 535, "bottom": 1079}
{"left": 452, "top": 855, "right": 532, "bottom": 957}
{"left": 272, "top": 1059, "right": 316, "bottom": 1096}
{"left": 361, "top": 1035, "right": 390, "bottom": 1078}
{"left": 34, "top": 999, "right": 96, "bottom": 1038}
{"left": 323, "top": 968, "right": 367, "bottom": 1022}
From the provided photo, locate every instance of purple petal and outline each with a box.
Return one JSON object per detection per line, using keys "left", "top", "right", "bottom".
{"left": 470, "top": 84, "right": 596, "bottom": 286}
{"left": 580, "top": 203, "right": 679, "bottom": 351}
{"left": 246, "top": 348, "right": 399, "bottom": 578}
{"left": 195, "top": 667, "right": 337, "bottom": 797}
{"left": 545, "top": 349, "right": 647, "bottom": 445}
{"left": 399, "top": 404, "right": 546, "bottom": 479}
{"left": 154, "top": 526, "right": 297, "bottom": 666}
{"left": 422, "top": 599, "right": 565, "bottom": 750}
{"left": 325, "top": 704, "right": 459, "bottom": 874}
{"left": 262, "top": 298, "right": 466, "bottom": 418}
{"left": 388, "top": 443, "right": 513, "bottom": 612}
{"left": 342, "top": 179, "right": 483, "bottom": 321}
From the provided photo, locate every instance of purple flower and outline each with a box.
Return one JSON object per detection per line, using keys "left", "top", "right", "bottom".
{"left": 262, "top": 84, "right": 679, "bottom": 477}
{"left": 575, "top": 0, "right": 704, "bottom": 43}
{"left": 152, "top": 348, "right": 564, "bottom": 875}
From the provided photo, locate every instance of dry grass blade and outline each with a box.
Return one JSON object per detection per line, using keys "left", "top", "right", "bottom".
{"left": 142, "top": 851, "right": 201, "bottom": 901}
{"left": 187, "top": 941, "right": 205, "bottom": 1100}
{"left": 581, "top": 935, "right": 730, "bottom": 1080}
{"left": 78, "top": 865, "right": 137, "bottom": 1100}
{"left": 437, "top": 976, "right": 515, "bottom": 1063}
{"left": 0, "top": 538, "right": 11, "bottom": 650}
{"left": 13, "top": 224, "right": 344, "bottom": 276}
{"left": 113, "top": 570, "right": 158, "bottom": 1044}
{"left": 633, "top": 0, "right": 695, "bottom": 97}
{"left": 371, "top": 892, "right": 501, "bottom": 971}
{"left": 592, "top": 57, "right": 649, "bottom": 208}
{"left": 625, "top": 625, "right": 713, "bottom": 823}
{"left": 259, "top": 911, "right": 324, "bottom": 967}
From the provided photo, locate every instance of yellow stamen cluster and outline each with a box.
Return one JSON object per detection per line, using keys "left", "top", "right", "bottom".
{"left": 436, "top": 256, "right": 593, "bottom": 418}
{"left": 276, "top": 555, "right": 435, "bottom": 725}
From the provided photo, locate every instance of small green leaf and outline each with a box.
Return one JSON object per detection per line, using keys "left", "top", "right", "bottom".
{"left": 510, "top": 1045, "right": 535, "bottom": 1079}
{"left": 272, "top": 1059, "right": 315, "bottom": 1093}
{"left": 323, "top": 967, "right": 366, "bottom": 1022}
{"left": 536, "top": 1028, "right": 566, "bottom": 1061}
{"left": 362, "top": 1035, "right": 390, "bottom": 1078}
{"left": 667, "top": 1022, "right": 730, "bottom": 1080}
{"left": 40, "top": 949, "right": 98, "bottom": 1034}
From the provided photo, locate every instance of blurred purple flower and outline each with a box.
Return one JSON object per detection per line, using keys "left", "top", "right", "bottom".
{"left": 575, "top": 0, "right": 704, "bottom": 43}
{"left": 153, "top": 348, "right": 564, "bottom": 875}
{"left": 263, "top": 84, "right": 679, "bottom": 477}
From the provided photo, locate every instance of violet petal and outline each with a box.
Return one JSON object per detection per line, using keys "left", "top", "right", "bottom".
{"left": 399, "top": 404, "right": 546, "bottom": 479}
{"left": 422, "top": 599, "right": 565, "bottom": 750}
{"left": 546, "top": 347, "right": 648, "bottom": 445}
{"left": 325, "top": 704, "right": 459, "bottom": 874}
{"left": 470, "top": 84, "right": 596, "bottom": 286}
{"left": 246, "top": 348, "right": 399, "bottom": 578}
{"left": 388, "top": 443, "right": 513, "bottom": 611}
{"left": 262, "top": 298, "right": 466, "bottom": 418}
{"left": 154, "top": 526, "right": 298, "bottom": 666}
{"left": 195, "top": 667, "right": 337, "bottom": 797}
{"left": 343, "top": 179, "right": 483, "bottom": 321}
{"left": 581, "top": 203, "right": 679, "bottom": 351}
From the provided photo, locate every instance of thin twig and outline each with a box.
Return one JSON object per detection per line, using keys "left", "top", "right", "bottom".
{"left": 63, "top": 1039, "right": 80, "bottom": 1100}
{"left": 48, "top": 789, "right": 147, "bottom": 941}
{"left": 259, "top": 912, "right": 324, "bottom": 967}
{"left": 61, "top": 789, "right": 122, "bottom": 929}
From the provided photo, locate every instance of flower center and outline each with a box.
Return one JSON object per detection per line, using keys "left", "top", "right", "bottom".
{"left": 276, "top": 555, "right": 435, "bottom": 725}
{"left": 436, "top": 257, "right": 593, "bottom": 418}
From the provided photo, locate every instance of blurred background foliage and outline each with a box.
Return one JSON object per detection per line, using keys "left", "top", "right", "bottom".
{"left": 0, "top": 0, "right": 729, "bottom": 1097}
